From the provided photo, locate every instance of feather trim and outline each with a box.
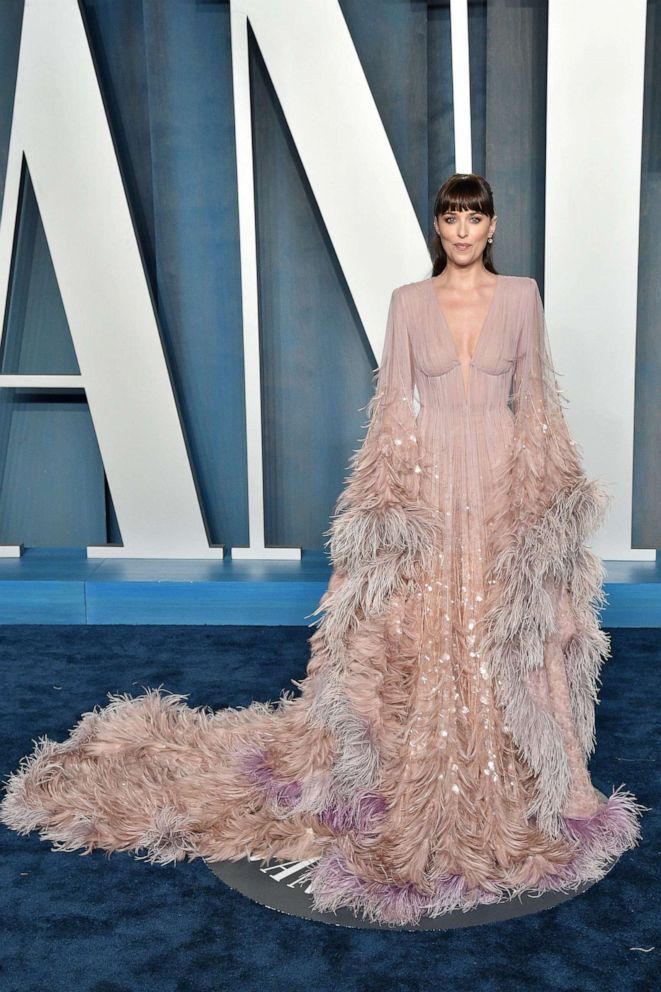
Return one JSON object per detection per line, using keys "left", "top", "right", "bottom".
{"left": 323, "top": 502, "right": 441, "bottom": 585}
{"left": 480, "top": 477, "right": 611, "bottom": 837}
{"left": 296, "top": 786, "right": 646, "bottom": 926}
{"left": 241, "top": 746, "right": 387, "bottom": 834}
{"left": 302, "top": 356, "right": 442, "bottom": 803}
{"left": 304, "top": 528, "right": 436, "bottom": 799}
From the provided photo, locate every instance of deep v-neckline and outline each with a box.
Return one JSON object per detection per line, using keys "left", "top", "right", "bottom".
{"left": 428, "top": 274, "right": 501, "bottom": 401}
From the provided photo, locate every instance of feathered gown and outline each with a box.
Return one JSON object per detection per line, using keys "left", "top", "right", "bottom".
{"left": 0, "top": 274, "right": 644, "bottom": 926}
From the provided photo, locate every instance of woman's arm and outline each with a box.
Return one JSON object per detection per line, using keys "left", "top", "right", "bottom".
{"left": 323, "top": 287, "right": 440, "bottom": 585}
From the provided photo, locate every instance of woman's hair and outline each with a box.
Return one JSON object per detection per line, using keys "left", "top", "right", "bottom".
{"left": 430, "top": 173, "right": 498, "bottom": 276}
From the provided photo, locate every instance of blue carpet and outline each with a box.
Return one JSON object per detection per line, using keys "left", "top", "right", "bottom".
{"left": 0, "top": 625, "right": 658, "bottom": 992}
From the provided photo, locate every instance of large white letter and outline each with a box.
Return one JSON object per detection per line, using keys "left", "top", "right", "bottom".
{"left": 0, "top": 0, "right": 222, "bottom": 559}
{"left": 545, "top": 0, "right": 650, "bottom": 560}
{"left": 229, "top": 0, "right": 432, "bottom": 558}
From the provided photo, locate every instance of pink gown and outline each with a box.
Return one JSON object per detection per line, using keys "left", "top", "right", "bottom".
{"left": 0, "top": 274, "right": 644, "bottom": 926}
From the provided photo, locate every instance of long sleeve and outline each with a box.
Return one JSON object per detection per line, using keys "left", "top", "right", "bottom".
{"left": 306, "top": 287, "right": 442, "bottom": 801}
{"left": 504, "top": 279, "right": 606, "bottom": 526}
{"left": 480, "top": 277, "right": 612, "bottom": 836}
{"left": 322, "top": 287, "right": 441, "bottom": 600}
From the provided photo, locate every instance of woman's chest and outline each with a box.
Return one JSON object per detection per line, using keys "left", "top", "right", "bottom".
{"left": 408, "top": 285, "right": 519, "bottom": 379}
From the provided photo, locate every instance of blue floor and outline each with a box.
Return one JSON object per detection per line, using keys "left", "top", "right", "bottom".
{"left": 0, "top": 624, "right": 658, "bottom": 992}
{"left": 0, "top": 548, "right": 658, "bottom": 625}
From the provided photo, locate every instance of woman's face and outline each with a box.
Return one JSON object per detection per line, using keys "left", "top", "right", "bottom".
{"left": 433, "top": 208, "right": 497, "bottom": 264}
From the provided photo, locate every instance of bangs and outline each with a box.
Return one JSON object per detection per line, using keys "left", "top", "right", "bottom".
{"left": 438, "top": 176, "right": 491, "bottom": 216}
{"left": 430, "top": 172, "right": 496, "bottom": 275}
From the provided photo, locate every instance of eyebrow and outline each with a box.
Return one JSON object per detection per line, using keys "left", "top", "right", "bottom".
{"left": 444, "top": 210, "right": 482, "bottom": 215}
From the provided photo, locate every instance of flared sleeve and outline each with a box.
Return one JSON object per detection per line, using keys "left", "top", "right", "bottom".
{"left": 480, "top": 277, "right": 612, "bottom": 837}
{"left": 305, "top": 287, "right": 442, "bottom": 802}
{"left": 320, "top": 287, "right": 441, "bottom": 619}
{"left": 506, "top": 278, "right": 607, "bottom": 527}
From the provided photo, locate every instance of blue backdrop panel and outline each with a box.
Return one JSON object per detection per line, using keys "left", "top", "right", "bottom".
{"left": 632, "top": 0, "right": 661, "bottom": 548}
{"left": 0, "top": 389, "right": 108, "bottom": 547}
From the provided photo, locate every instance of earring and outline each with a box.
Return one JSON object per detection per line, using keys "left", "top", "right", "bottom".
{"left": 487, "top": 236, "right": 494, "bottom": 243}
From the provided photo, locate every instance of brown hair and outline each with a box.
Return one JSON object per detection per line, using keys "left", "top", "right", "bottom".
{"left": 430, "top": 173, "right": 497, "bottom": 276}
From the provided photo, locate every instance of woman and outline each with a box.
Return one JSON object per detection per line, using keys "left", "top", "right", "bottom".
{"left": 0, "top": 173, "right": 643, "bottom": 926}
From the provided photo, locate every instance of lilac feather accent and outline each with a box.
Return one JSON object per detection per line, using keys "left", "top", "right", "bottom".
{"left": 555, "top": 784, "right": 646, "bottom": 883}
{"left": 319, "top": 791, "right": 387, "bottom": 833}
{"left": 241, "top": 745, "right": 387, "bottom": 831}
{"left": 295, "top": 786, "right": 646, "bottom": 926}
{"left": 306, "top": 848, "right": 430, "bottom": 925}
{"left": 240, "top": 748, "right": 302, "bottom": 809}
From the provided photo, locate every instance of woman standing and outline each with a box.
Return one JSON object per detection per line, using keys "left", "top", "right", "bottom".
{"left": 0, "top": 174, "right": 643, "bottom": 926}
